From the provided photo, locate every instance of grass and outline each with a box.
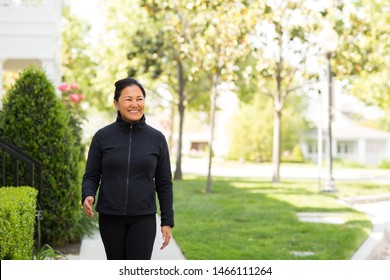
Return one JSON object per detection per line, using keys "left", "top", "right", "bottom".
{"left": 171, "top": 176, "right": 390, "bottom": 260}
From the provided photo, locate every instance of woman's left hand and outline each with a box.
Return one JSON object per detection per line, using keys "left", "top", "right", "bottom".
{"left": 160, "top": 226, "right": 172, "bottom": 250}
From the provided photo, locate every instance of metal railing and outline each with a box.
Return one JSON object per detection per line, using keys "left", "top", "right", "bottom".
{"left": 0, "top": 137, "right": 43, "bottom": 249}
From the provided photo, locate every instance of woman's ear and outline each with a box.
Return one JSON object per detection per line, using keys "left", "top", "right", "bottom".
{"left": 113, "top": 99, "right": 119, "bottom": 110}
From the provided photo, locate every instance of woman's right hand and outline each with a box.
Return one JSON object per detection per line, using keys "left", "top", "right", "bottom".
{"left": 83, "top": 196, "right": 95, "bottom": 217}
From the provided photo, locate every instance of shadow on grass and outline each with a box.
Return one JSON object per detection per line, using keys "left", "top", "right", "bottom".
{"left": 172, "top": 176, "right": 371, "bottom": 260}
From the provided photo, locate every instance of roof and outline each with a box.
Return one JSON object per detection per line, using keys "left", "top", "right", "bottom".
{"left": 333, "top": 124, "right": 390, "bottom": 140}
{"left": 306, "top": 113, "right": 390, "bottom": 140}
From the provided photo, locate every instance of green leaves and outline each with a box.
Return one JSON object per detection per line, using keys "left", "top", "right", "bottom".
{"left": 333, "top": 0, "right": 390, "bottom": 108}
{"left": 1, "top": 67, "right": 83, "bottom": 246}
{"left": 0, "top": 187, "right": 38, "bottom": 259}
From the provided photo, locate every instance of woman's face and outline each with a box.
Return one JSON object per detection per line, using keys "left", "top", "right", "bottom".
{"left": 114, "top": 85, "right": 145, "bottom": 122}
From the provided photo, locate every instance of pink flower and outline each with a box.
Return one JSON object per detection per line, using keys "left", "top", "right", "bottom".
{"left": 69, "top": 93, "right": 85, "bottom": 103}
{"left": 58, "top": 83, "right": 69, "bottom": 92}
{"left": 69, "top": 83, "right": 80, "bottom": 90}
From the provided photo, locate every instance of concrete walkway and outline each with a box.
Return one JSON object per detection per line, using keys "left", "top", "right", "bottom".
{"left": 66, "top": 215, "right": 185, "bottom": 260}
{"left": 343, "top": 194, "right": 390, "bottom": 260}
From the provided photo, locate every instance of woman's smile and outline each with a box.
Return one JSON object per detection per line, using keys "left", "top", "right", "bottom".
{"left": 114, "top": 85, "right": 145, "bottom": 122}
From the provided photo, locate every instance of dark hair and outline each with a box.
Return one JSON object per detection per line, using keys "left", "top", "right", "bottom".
{"left": 114, "top": 77, "right": 146, "bottom": 101}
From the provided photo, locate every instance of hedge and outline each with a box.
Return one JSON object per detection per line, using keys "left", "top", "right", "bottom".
{"left": 0, "top": 186, "right": 38, "bottom": 260}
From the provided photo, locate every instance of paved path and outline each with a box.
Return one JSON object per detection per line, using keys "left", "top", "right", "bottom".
{"left": 343, "top": 195, "right": 390, "bottom": 260}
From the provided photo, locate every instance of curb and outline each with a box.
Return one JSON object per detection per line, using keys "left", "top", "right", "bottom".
{"left": 342, "top": 194, "right": 390, "bottom": 260}
{"left": 351, "top": 222, "right": 390, "bottom": 260}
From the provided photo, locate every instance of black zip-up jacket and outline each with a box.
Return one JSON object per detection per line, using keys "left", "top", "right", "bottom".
{"left": 82, "top": 115, "right": 174, "bottom": 227}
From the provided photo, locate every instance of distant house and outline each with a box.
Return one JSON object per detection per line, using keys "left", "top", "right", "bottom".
{"left": 0, "top": 0, "right": 61, "bottom": 106}
{"left": 301, "top": 87, "right": 390, "bottom": 166}
{"left": 179, "top": 90, "right": 239, "bottom": 158}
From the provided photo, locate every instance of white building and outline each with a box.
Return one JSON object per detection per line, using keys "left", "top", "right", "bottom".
{"left": 302, "top": 81, "right": 390, "bottom": 166}
{"left": 0, "top": 0, "right": 62, "bottom": 106}
{"left": 303, "top": 113, "right": 390, "bottom": 166}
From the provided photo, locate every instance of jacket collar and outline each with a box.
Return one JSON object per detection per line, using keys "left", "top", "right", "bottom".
{"left": 116, "top": 114, "right": 146, "bottom": 131}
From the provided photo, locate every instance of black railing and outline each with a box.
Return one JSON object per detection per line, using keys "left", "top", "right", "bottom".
{"left": 0, "top": 137, "right": 43, "bottom": 249}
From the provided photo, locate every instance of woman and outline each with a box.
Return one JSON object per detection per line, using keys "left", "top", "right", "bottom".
{"left": 81, "top": 77, "right": 174, "bottom": 260}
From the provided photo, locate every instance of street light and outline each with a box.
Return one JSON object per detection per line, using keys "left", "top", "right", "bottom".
{"left": 317, "top": 88, "right": 323, "bottom": 191}
{"left": 320, "top": 23, "right": 338, "bottom": 192}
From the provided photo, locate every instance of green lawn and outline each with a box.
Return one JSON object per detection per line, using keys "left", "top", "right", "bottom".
{"left": 171, "top": 176, "right": 390, "bottom": 260}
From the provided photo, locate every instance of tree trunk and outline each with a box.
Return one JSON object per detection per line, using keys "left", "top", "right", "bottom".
{"left": 174, "top": 60, "right": 186, "bottom": 180}
{"left": 206, "top": 73, "right": 218, "bottom": 193}
{"left": 272, "top": 108, "right": 282, "bottom": 183}
{"left": 174, "top": 101, "right": 184, "bottom": 180}
{"left": 168, "top": 100, "right": 175, "bottom": 155}
{"left": 272, "top": 35, "right": 283, "bottom": 183}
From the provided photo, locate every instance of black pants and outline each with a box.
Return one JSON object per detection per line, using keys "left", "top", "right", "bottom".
{"left": 99, "top": 213, "right": 156, "bottom": 260}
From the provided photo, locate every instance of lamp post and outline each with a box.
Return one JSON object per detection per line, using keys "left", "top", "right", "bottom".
{"left": 317, "top": 89, "right": 323, "bottom": 191}
{"left": 320, "top": 23, "right": 338, "bottom": 192}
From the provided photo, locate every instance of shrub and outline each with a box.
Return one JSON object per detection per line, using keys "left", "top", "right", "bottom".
{"left": 0, "top": 186, "right": 37, "bottom": 260}
{"left": 291, "top": 144, "right": 305, "bottom": 163}
{"left": 58, "top": 82, "right": 87, "bottom": 163}
{"left": 378, "top": 160, "right": 390, "bottom": 169}
{"left": 0, "top": 66, "right": 83, "bottom": 245}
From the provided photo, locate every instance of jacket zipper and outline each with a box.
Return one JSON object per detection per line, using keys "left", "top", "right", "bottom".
{"left": 124, "top": 124, "right": 133, "bottom": 214}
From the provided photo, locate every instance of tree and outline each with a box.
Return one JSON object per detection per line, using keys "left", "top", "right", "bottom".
{"left": 61, "top": 3, "right": 98, "bottom": 108}
{"left": 331, "top": 0, "right": 390, "bottom": 109}
{"left": 126, "top": 1, "right": 257, "bottom": 191}
{"left": 184, "top": 0, "right": 257, "bottom": 192}
{"left": 1, "top": 67, "right": 83, "bottom": 245}
{"left": 87, "top": 0, "right": 147, "bottom": 110}
{"left": 127, "top": 0, "right": 211, "bottom": 180}
{"left": 244, "top": 0, "right": 326, "bottom": 182}
{"left": 227, "top": 93, "right": 308, "bottom": 163}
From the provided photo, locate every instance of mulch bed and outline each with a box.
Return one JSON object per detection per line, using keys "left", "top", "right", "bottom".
{"left": 55, "top": 241, "right": 81, "bottom": 255}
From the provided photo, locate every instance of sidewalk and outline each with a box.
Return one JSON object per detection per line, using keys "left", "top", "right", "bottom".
{"left": 342, "top": 194, "right": 390, "bottom": 260}
{"left": 66, "top": 215, "right": 186, "bottom": 260}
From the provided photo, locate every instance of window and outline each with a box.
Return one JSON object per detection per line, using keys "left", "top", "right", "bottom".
{"left": 366, "top": 140, "right": 386, "bottom": 154}
{"left": 190, "top": 141, "right": 208, "bottom": 152}
{"left": 337, "top": 141, "right": 355, "bottom": 154}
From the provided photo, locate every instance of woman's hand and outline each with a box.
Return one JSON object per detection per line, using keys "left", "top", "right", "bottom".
{"left": 83, "top": 196, "right": 95, "bottom": 217}
{"left": 160, "top": 226, "right": 172, "bottom": 250}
